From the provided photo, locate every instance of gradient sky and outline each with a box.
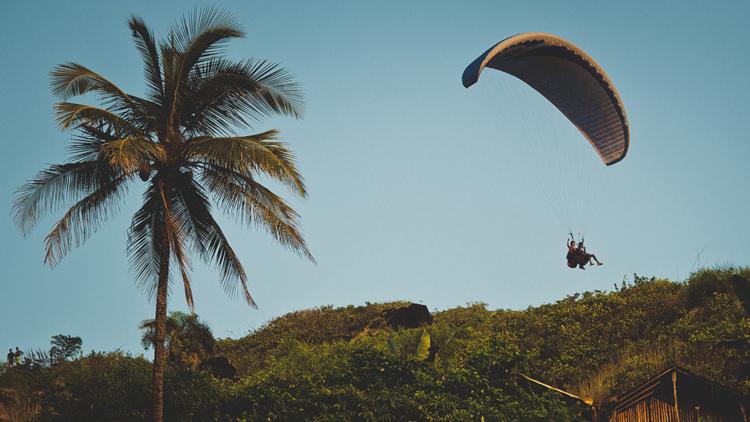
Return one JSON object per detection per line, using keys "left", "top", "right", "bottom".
{"left": 1, "top": 0, "right": 748, "bottom": 355}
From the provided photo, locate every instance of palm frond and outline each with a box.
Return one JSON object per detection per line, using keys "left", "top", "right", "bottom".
{"left": 169, "top": 172, "right": 211, "bottom": 257}
{"left": 68, "top": 124, "right": 119, "bottom": 162}
{"left": 128, "top": 16, "right": 164, "bottom": 101}
{"left": 169, "top": 173, "right": 258, "bottom": 307}
{"left": 165, "top": 7, "right": 243, "bottom": 129}
{"left": 51, "top": 63, "right": 134, "bottom": 107}
{"left": 54, "top": 102, "right": 144, "bottom": 135}
{"left": 159, "top": 181, "right": 195, "bottom": 313}
{"left": 200, "top": 163, "right": 314, "bottom": 263}
{"left": 236, "top": 58, "right": 304, "bottom": 118}
{"left": 169, "top": 6, "right": 242, "bottom": 56}
{"left": 99, "top": 137, "right": 165, "bottom": 173}
{"left": 127, "top": 183, "right": 165, "bottom": 294}
{"left": 183, "top": 58, "right": 303, "bottom": 134}
{"left": 173, "top": 238, "right": 195, "bottom": 313}
{"left": 49, "top": 63, "right": 159, "bottom": 129}
{"left": 13, "top": 162, "right": 114, "bottom": 235}
{"left": 178, "top": 27, "right": 242, "bottom": 81}
{"left": 185, "top": 131, "right": 306, "bottom": 196}
{"left": 203, "top": 212, "right": 256, "bottom": 308}
{"left": 44, "top": 173, "right": 132, "bottom": 266}
{"left": 159, "top": 42, "right": 179, "bottom": 118}
{"left": 128, "top": 176, "right": 202, "bottom": 311}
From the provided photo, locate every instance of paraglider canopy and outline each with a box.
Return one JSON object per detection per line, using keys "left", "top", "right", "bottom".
{"left": 462, "top": 33, "right": 629, "bottom": 166}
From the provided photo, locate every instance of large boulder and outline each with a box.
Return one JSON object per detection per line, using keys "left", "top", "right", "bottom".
{"left": 200, "top": 356, "right": 237, "bottom": 379}
{"left": 383, "top": 303, "right": 432, "bottom": 329}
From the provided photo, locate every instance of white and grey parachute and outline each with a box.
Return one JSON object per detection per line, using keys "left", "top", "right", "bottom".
{"left": 462, "top": 33, "right": 629, "bottom": 166}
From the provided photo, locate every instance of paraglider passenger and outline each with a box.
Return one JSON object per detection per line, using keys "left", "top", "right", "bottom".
{"left": 566, "top": 234, "right": 603, "bottom": 269}
{"left": 577, "top": 237, "right": 602, "bottom": 267}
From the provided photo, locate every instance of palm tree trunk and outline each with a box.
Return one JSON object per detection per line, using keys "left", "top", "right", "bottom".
{"left": 152, "top": 222, "right": 170, "bottom": 422}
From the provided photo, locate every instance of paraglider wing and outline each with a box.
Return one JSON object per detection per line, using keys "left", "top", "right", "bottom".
{"left": 463, "top": 33, "right": 629, "bottom": 165}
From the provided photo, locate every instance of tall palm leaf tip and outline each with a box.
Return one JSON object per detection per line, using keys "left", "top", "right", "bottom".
{"left": 128, "top": 16, "right": 164, "bottom": 101}
{"left": 170, "top": 5, "right": 244, "bottom": 53}
{"left": 163, "top": 34, "right": 249, "bottom": 138}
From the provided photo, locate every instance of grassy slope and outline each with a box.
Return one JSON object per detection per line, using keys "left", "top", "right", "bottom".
{"left": 218, "top": 301, "right": 410, "bottom": 375}
{"left": 219, "top": 269, "right": 750, "bottom": 406}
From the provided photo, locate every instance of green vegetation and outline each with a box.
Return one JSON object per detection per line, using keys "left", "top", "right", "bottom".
{"left": 2, "top": 268, "right": 749, "bottom": 421}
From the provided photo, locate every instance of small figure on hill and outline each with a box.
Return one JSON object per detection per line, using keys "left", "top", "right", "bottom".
{"left": 6, "top": 348, "right": 14, "bottom": 366}
{"left": 14, "top": 347, "right": 23, "bottom": 366}
{"left": 566, "top": 233, "right": 603, "bottom": 270}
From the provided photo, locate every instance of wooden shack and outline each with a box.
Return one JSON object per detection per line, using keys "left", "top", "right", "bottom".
{"left": 610, "top": 367, "right": 747, "bottom": 422}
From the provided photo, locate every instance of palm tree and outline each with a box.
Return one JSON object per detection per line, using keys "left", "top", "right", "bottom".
{"left": 140, "top": 311, "right": 215, "bottom": 371}
{"left": 50, "top": 334, "right": 83, "bottom": 363}
{"left": 13, "top": 7, "right": 313, "bottom": 421}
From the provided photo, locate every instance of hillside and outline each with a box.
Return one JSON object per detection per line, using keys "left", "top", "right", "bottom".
{"left": 215, "top": 268, "right": 750, "bottom": 414}
{"left": 2, "top": 268, "right": 749, "bottom": 421}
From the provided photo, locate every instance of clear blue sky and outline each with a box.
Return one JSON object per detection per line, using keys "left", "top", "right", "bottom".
{"left": 1, "top": 0, "right": 748, "bottom": 354}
